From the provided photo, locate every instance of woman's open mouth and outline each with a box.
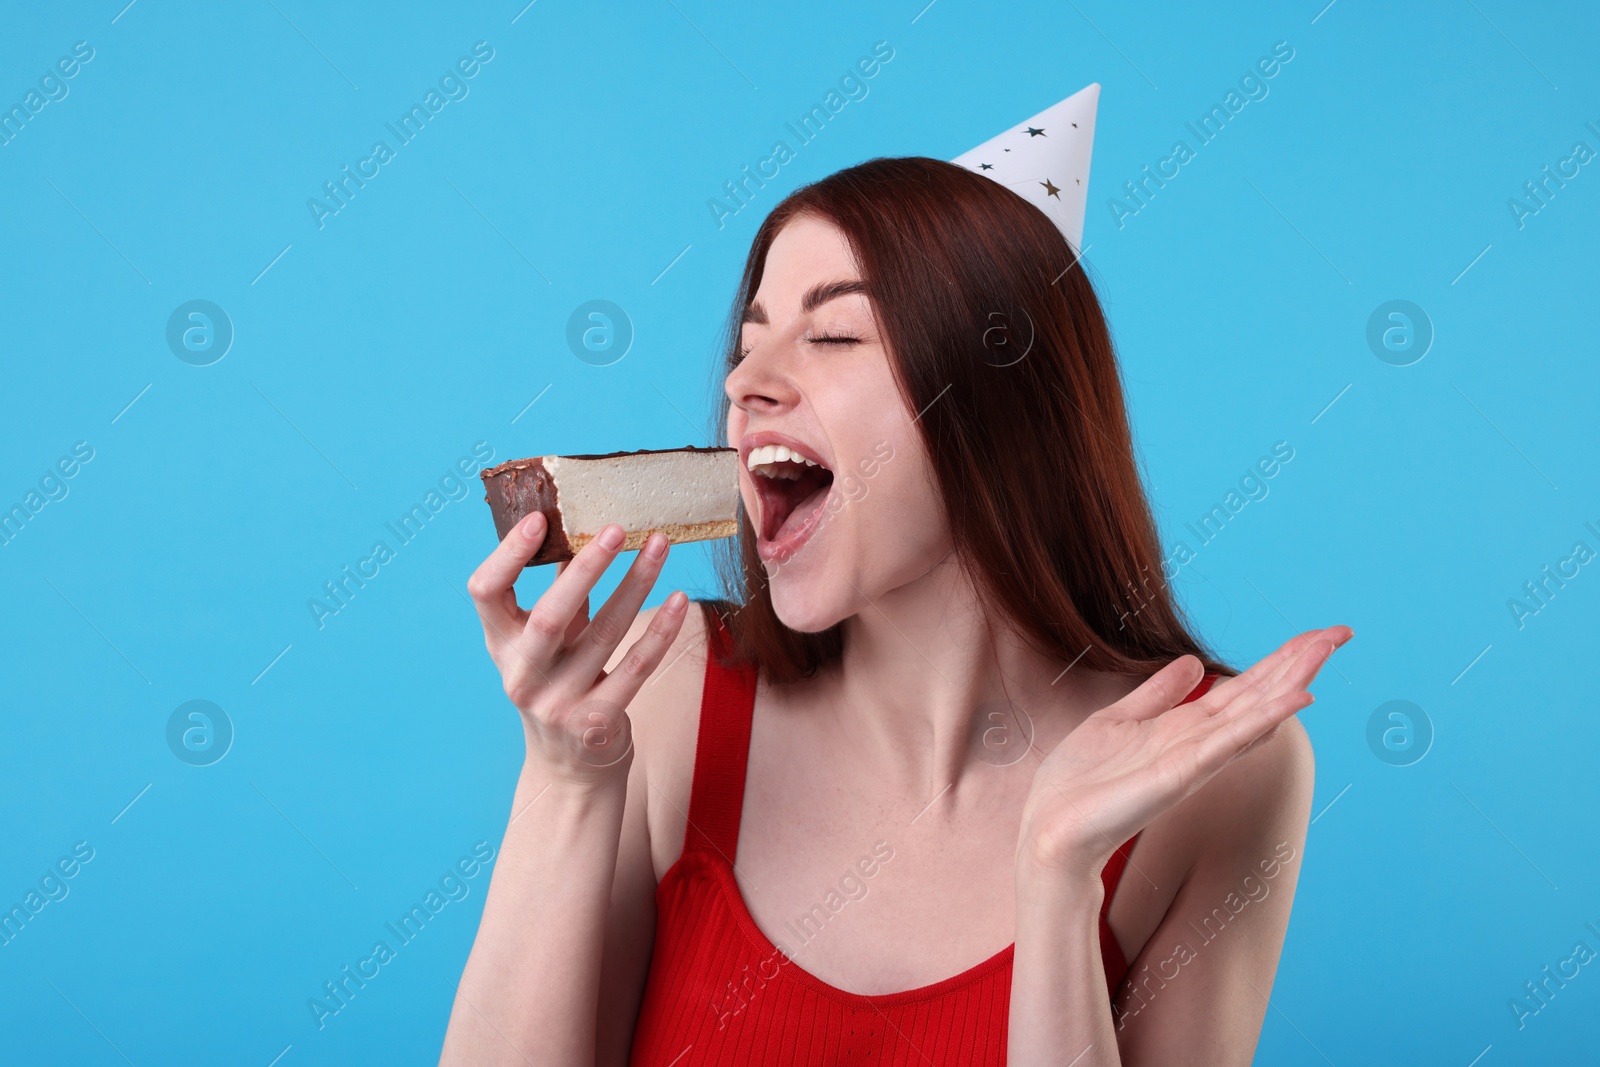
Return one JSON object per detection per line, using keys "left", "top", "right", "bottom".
{"left": 746, "top": 442, "right": 835, "bottom": 562}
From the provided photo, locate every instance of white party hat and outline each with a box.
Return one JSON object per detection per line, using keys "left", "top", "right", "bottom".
{"left": 951, "top": 83, "right": 1099, "bottom": 251}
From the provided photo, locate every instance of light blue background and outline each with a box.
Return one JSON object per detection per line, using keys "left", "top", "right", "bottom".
{"left": 3, "top": 1, "right": 1597, "bottom": 1063}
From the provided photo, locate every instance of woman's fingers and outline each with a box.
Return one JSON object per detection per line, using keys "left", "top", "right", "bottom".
{"left": 1203, "top": 631, "right": 1345, "bottom": 763}
{"left": 594, "top": 589, "right": 691, "bottom": 709}
{"left": 1202, "top": 627, "right": 1327, "bottom": 710}
{"left": 466, "top": 512, "right": 545, "bottom": 648}
{"left": 469, "top": 517, "right": 691, "bottom": 780}
{"left": 1108, "top": 622, "right": 1348, "bottom": 728}
{"left": 553, "top": 560, "right": 591, "bottom": 647}
{"left": 1200, "top": 686, "right": 1316, "bottom": 769}
{"left": 1145, "top": 628, "right": 1350, "bottom": 779}
{"left": 542, "top": 589, "right": 689, "bottom": 773}
{"left": 1237, "top": 626, "right": 1351, "bottom": 720}
{"left": 1111, "top": 655, "right": 1208, "bottom": 721}
{"left": 563, "top": 534, "right": 672, "bottom": 683}
{"left": 520, "top": 524, "right": 627, "bottom": 660}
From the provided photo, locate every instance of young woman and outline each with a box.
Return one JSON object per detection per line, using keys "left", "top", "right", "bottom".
{"left": 441, "top": 157, "right": 1351, "bottom": 1066}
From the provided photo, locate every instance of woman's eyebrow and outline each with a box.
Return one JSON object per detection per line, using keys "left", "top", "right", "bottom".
{"left": 742, "top": 278, "right": 868, "bottom": 325}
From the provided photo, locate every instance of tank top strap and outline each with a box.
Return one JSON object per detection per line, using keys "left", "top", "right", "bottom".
{"left": 683, "top": 605, "right": 760, "bottom": 863}
{"left": 1097, "top": 834, "right": 1141, "bottom": 988}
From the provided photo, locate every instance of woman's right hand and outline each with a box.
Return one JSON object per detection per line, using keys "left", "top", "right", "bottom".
{"left": 465, "top": 511, "right": 690, "bottom": 786}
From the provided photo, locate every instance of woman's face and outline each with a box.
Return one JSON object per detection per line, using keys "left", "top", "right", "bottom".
{"left": 725, "top": 213, "right": 951, "bottom": 632}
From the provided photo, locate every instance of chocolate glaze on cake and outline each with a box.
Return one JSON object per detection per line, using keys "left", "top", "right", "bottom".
{"left": 480, "top": 457, "right": 572, "bottom": 566}
{"left": 491, "top": 444, "right": 733, "bottom": 464}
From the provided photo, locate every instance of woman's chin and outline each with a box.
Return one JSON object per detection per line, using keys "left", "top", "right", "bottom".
{"left": 767, "top": 571, "right": 849, "bottom": 634}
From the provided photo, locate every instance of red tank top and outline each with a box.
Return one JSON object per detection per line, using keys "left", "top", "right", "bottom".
{"left": 629, "top": 613, "right": 1217, "bottom": 1065}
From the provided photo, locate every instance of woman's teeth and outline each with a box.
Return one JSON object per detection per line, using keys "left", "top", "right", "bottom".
{"left": 746, "top": 443, "right": 820, "bottom": 479}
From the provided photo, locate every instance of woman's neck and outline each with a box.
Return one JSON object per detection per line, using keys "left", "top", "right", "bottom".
{"left": 820, "top": 554, "right": 1134, "bottom": 796}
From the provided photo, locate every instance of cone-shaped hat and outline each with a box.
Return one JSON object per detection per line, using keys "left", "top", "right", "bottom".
{"left": 951, "top": 83, "right": 1100, "bottom": 251}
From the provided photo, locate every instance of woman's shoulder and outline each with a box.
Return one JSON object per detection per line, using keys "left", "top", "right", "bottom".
{"left": 1172, "top": 671, "right": 1316, "bottom": 844}
{"left": 1163, "top": 697, "right": 1315, "bottom": 889}
{"left": 1195, "top": 705, "right": 1315, "bottom": 826}
{"left": 605, "top": 597, "right": 716, "bottom": 751}
{"left": 605, "top": 597, "right": 716, "bottom": 701}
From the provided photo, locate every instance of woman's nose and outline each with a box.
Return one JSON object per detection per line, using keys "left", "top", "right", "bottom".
{"left": 725, "top": 338, "right": 800, "bottom": 415}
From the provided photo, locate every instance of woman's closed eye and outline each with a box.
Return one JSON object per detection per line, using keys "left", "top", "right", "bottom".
{"left": 734, "top": 334, "right": 860, "bottom": 365}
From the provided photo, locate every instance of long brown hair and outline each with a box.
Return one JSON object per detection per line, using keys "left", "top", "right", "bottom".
{"left": 704, "top": 156, "right": 1233, "bottom": 685}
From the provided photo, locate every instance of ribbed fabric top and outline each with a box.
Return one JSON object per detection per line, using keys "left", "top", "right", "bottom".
{"left": 629, "top": 611, "right": 1218, "bottom": 1065}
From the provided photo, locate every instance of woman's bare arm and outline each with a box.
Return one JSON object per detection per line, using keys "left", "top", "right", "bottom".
{"left": 1110, "top": 719, "right": 1314, "bottom": 1064}
{"left": 441, "top": 751, "right": 633, "bottom": 1065}
{"left": 438, "top": 516, "right": 690, "bottom": 1066}
{"left": 1007, "top": 628, "right": 1347, "bottom": 1065}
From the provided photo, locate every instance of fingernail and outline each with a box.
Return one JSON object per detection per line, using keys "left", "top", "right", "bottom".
{"left": 645, "top": 533, "right": 667, "bottom": 561}
{"left": 666, "top": 590, "right": 687, "bottom": 612}
{"left": 598, "top": 524, "right": 625, "bottom": 550}
{"left": 522, "top": 512, "right": 545, "bottom": 538}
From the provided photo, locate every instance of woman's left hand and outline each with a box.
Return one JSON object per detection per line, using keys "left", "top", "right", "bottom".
{"left": 1016, "top": 626, "right": 1352, "bottom": 888}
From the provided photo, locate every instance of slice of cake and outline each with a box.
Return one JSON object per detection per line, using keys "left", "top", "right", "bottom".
{"left": 480, "top": 446, "right": 740, "bottom": 565}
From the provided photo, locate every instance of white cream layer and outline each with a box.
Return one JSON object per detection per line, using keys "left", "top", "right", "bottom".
{"left": 546, "top": 451, "right": 738, "bottom": 535}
